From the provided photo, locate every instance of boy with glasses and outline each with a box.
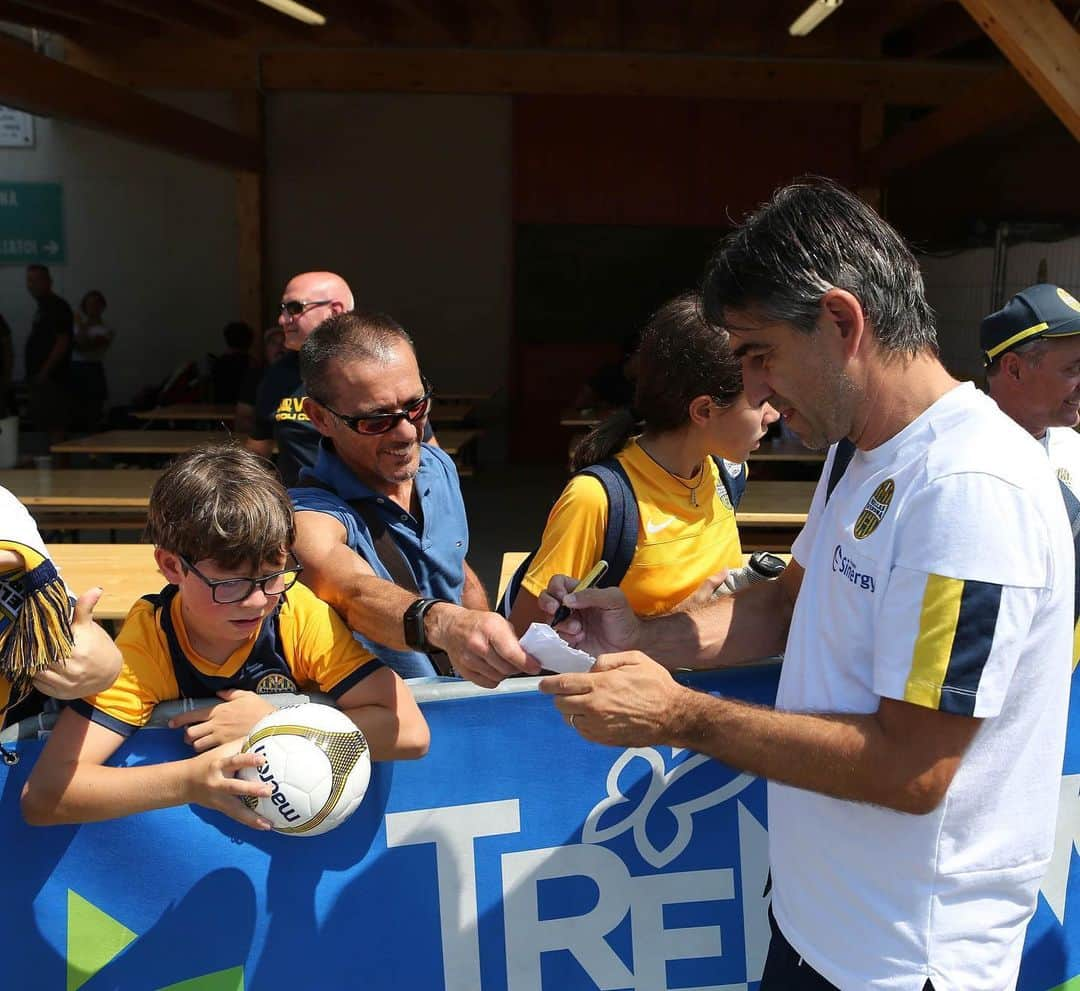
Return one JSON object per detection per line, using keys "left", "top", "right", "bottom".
{"left": 22, "top": 444, "right": 429, "bottom": 829}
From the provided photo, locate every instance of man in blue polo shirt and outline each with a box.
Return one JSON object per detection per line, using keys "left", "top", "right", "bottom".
{"left": 290, "top": 310, "right": 536, "bottom": 684}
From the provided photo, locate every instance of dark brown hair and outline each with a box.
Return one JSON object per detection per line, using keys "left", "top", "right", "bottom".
{"left": 570, "top": 292, "right": 742, "bottom": 471}
{"left": 146, "top": 443, "right": 294, "bottom": 569}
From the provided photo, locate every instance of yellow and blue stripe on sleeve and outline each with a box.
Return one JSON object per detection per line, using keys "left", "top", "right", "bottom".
{"left": 903, "top": 574, "right": 1001, "bottom": 717}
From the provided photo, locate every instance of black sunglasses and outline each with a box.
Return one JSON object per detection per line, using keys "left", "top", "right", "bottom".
{"left": 179, "top": 553, "right": 303, "bottom": 604}
{"left": 315, "top": 381, "right": 434, "bottom": 436}
{"left": 279, "top": 299, "right": 332, "bottom": 318}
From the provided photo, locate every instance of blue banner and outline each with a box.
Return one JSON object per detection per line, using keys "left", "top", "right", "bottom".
{"left": 2, "top": 664, "right": 1079, "bottom": 990}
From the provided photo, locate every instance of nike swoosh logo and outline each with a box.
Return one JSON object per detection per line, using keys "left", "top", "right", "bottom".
{"left": 645, "top": 517, "right": 675, "bottom": 534}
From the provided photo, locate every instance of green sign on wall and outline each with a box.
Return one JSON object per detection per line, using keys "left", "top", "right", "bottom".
{"left": 0, "top": 182, "right": 65, "bottom": 265}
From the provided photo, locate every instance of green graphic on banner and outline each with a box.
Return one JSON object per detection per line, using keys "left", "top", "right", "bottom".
{"left": 0, "top": 182, "right": 65, "bottom": 264}
{"left": 159, "top": 966, "right": 246, "bottom": 990}
{"left": 67, "top": 889, "right": 137, "bottom": 991}
{"left": 65, "top": 888, "right": 245, "bottom": 990}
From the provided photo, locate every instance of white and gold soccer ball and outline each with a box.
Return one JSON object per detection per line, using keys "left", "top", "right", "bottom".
{"left": 237, "top": 702, "right": 371, "bottom": 837}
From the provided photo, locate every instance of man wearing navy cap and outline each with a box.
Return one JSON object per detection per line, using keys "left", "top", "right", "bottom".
{"left": 983, "top": 283, "right": 1080, "bottom": 499}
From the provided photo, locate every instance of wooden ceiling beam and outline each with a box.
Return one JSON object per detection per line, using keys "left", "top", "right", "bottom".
{"left": 260, "top": 49, "right": 995, "bottom": 105}
{"left": 17, "top": 0, "right": 160, "bottom": 35}
{"left": 958, "top": 0, "right": 1080, "bottom": 141}
{"left": 0, "top": 32, "right": 260, "bottom": 170}
{"left": 866, "top": 66, "right": 1045, "bottom": 177}
{"left": 0, "top": 0, "right": 86, "bottom": 36}
{"left": 99, "top": 0, "right": 243, "bottom": 39}
{"left": 379, "top": 0, "right": 468, "bottom": 45}
{"left": 896, "top": 2, "right": 984, "bottom": 58}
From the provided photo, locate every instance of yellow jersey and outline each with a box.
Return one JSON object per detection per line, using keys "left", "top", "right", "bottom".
{"left": 521, "top": 439, "right": 744, "bottom": 616}
{"left": 71, "top": 581, "right": 380, "bottom": 737}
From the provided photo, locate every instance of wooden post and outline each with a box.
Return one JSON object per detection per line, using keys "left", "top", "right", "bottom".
{"left": 233, "top": 87, "right": 265, "bottom": 335}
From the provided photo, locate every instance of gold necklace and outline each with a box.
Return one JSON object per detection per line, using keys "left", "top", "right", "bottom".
{"left": 638, "top": 443, "right": 707, "bottom": 506}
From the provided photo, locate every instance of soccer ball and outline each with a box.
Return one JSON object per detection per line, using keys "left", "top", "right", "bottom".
{"left": 237, "top": 702, "right": 371, "bottom": 837}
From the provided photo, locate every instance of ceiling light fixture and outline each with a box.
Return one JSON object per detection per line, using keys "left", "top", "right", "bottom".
{"left": 255, "top": 0, "right": 327, "bottom": 27}
{"left": 788, "top": 0, "right": 843, "bottom": 37}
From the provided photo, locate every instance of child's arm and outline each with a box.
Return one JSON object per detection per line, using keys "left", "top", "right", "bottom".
{"left": 171, "top": 669, "right": 429, "bottom": 763}
{"left": 21, "top": 706, "right": 274, "bottom": 829}
{"left": 32, "top": 587, "right": 122, "bottom": 700}
{"left": 335, "top": 666, "right": 429, "bottom": 761}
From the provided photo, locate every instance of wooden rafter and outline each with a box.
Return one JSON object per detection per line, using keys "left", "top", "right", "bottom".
{"left": 866, "top": 66, "right": 1044, "bottom": 177}
{"left": 0, "top": 32, "right": 260, "bottom": 170}
{"left": 99, "top": 0, "right": 243, "bottom": 39}
{"left": 259, "top": 49, "right": 995, "bottom": 106}
{"left": 893, "top": 2, "right": 985, "bottom": 58}
{"left": 17, "top": 0, "right": 160, "bottom": 35}
{"left": 0, "top": 0, "right": 86, "bottom": 36}
{"left": 958, "top": 0, "right": 1080, "bottom": 141}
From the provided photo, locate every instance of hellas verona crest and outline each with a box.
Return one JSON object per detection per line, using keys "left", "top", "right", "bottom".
{"left": 854, "top": 479, "right": 894, "bottom": 539}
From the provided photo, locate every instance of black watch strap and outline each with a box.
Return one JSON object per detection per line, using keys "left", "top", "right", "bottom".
{"left": 403, "top": 597, "right": 450, "bottom": 653}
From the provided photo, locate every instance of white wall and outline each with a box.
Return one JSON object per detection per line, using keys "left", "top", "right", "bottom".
{"left": 0, "top": 82, "right": 240, "bottom": 406}
{"left": 920, "top": 234, "right": 1080, "bottom": 382}
{"left": 265, "top": 92, "right": 513, "bottom": 426}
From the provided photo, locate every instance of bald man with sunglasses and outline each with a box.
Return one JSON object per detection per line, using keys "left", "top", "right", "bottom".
{"left": 290, "top": 310, "right": 537, "bottom": 685}
{"left": 245, "top": 271, "right": 354, "bottom": 486}
{"left": 246, "top": 271, "right": 436, "bottom": 487}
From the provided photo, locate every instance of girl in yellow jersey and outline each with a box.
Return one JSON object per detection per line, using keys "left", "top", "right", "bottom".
{"left": 510, "top": 293, "right": 778, "bottom": 631}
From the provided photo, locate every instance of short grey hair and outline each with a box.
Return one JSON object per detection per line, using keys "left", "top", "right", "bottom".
{"left": 702, "top": 177, "right": 938, "bottom": 358}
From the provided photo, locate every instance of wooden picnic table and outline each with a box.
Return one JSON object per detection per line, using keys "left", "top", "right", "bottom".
{"left": 0, "top": 469, "right": 160, "bottom": 509}
{"left": 51, "top": 430, "right": 234, "bottom": 456}
{"left": 48, "top": 543, "right": 161, "bottom": 622}
{"left": 133, "top": 403, "right": 236, "bottom": 423}
{"left": 735, "top": 480, "right": 815, "bottom": 526}
{"left": 430, "top": 399, "right": 476, "bottom": 425}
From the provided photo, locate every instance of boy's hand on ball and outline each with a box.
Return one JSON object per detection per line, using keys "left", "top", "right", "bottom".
{"left": 169, "top": 690, "right": 276, "bottom": 752}
{"left": 189, "top": 740, "right": 274, "bottom": 830}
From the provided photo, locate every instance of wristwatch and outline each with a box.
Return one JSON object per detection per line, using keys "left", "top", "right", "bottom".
{"left": 403, "top": 597, "right": 451, "bottom": 653}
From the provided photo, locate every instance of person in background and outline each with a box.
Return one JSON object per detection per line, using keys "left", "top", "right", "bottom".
{"left": 235, "top": 327, "right": 284, "bottom": 437}
{"left": 508, "top": 292, "right": 778, "bottom": 633}
{"left": 71, "top": 289, "right": 114, "bottom": 432}
{"left": 982, "top": 283, "right": 1080, "bottom": 501}
{"left": 246, "top": 271, "right": 354, "bottom": 486}
{"left": 211, "top": 321, "right": 254, "bottom": 406}
{"left": 24, "top": 265, "right": 72, "bottom": 445}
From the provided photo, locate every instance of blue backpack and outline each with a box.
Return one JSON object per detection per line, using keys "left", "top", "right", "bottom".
{"left": 497, "top": 455, "right": 747, "bottom": 617}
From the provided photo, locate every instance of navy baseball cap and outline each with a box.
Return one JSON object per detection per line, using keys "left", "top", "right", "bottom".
{"left": 981, "top": 283, "right": 1080, "bottom": 366}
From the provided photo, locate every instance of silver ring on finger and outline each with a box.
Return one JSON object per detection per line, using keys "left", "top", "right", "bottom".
{"left": 569, "top": 713, "right": 578, "bottom": 730}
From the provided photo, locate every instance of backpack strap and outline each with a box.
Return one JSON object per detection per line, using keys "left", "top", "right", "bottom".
{"left": 711, "top": 455, "right": 747, "bottom": 509}
{"left": 826, "top": 439, "right": 857, "bottom": 504}
{"left": 578, "top": 459, "right": 640, "bottom": 590}
{"left": 497, "top": 458, "right": 640, "bottom": 616}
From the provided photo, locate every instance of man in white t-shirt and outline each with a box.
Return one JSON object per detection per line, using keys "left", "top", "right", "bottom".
{"left": 982, "top": 283, "right": 1080, "bottom": 502}
{"left": 538, "top": 180, "right": 1073, "bottom": 990}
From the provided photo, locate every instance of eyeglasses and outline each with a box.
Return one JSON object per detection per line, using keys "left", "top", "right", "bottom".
{"left": 179, "top": 554, "right": 303, "bottom": 604}
{"left": 315, "top": 381, "right": 433, "bottom": 436}
{"left": 279, "top": 299, "right": 333, "bottom": 318}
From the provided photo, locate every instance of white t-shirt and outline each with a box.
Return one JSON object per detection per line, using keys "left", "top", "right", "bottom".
{"left": 771, "top": 383, "right": 1072, "bottom": 991}
{"left": 1043, "top": 426, "right": 1080, "bottom": 502}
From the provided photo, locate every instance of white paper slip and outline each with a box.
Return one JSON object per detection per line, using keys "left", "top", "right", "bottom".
{"left": 519, "top": 623, "right": 596, "bottom": 674}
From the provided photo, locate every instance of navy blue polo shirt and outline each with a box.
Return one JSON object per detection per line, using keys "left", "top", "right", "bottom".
{"left": 290, "top": 439, "right": 468, "bottom": 679}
